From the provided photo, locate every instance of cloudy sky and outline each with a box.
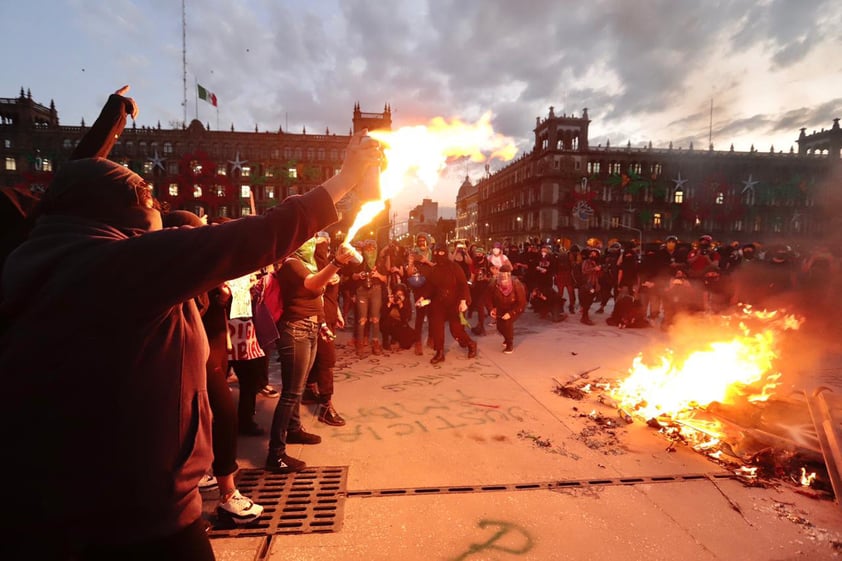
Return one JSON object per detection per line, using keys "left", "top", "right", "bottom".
{"left": 3, "top": 0, "right": 841, "bottom": 217}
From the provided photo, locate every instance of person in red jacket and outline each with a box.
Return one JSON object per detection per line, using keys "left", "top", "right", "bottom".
{"left": 0, "top": 86, "right": 384, "bottom": 561}
{"left": 489, "top": 264, "right": 527, "bottom": 353}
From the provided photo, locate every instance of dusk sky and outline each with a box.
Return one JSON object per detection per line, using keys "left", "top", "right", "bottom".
{"left": 3, "top": 0, "right": 841, "bottom": 217}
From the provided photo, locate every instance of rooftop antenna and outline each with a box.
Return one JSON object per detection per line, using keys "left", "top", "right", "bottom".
{"left": 182, "top": 0, "right": 187, "bottom": 127}
{"left": 708, "top": 97, "right": 713, "bottom": 150}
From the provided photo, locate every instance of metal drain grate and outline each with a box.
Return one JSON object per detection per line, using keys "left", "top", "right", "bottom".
{"left": 206, "top": 466, "right": 348, "bottom": 538}
{"left": 347, "top": 472, "right": 734, "bottom": 498}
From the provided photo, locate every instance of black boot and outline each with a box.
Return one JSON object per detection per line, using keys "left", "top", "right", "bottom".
{"left": 467, "top": 340, "right": 478, "bottom": 358}
{"left": 430, "top": 350, "right": 445, "bottom": 364}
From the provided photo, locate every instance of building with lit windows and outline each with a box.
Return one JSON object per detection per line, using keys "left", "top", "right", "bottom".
{"left": 1, "top": 90, "right": 392, "bottom": 239}
{"left": 465, "top": 106, "right": 842, "bottom": 247}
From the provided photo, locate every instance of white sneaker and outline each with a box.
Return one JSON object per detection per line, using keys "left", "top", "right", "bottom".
{"left": 217, "top": 490, "right": 264, "bottom": 524}
{"left": 198, "top": 474, "right": 218, "bottom": 490}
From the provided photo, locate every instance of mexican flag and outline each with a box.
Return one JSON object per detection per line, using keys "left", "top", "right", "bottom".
{"left": 197, "top": 84, "right": 217, "bottom": 107}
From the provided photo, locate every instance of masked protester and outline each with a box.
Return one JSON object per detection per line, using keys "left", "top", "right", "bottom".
{"left": 348, "top": 239, "right": 387, "bottom": 357}
{"left": 469, "top": 246, "right": 492, "bottom": 335}
{"left": 301, "top": 231, "right": 346, "bottom": 427}
{"left": 489, "top": 264, "right": 527, "bottom": 353}
{"left": 162, "top": 211, "right": 263, "bottom": 526}
{"left": 555, "top": 246, "right": 577, "bottom": 314}
{"left": 269, "top": 237, "right": 362, "bottom": 476}
{"left": 0, "top": 85, "right": 383, "bottom": 559}
{"left": 488, "top": 241, "right": 512, "bottom": 278}
{"left": 579, "top": 248, "right": 602, "bottom": 325}
{"left": 427, "top": 244, "right": 477, "bottom": 364}
{"left": 407, "top": 232, "right": 434, "bottom": 354}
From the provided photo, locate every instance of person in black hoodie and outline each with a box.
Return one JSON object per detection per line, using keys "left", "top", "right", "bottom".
{"left": 0, "top": 87, "right": 384, "bottom": 561}
{"left": 427, "top": 244, "right": 477, "bottom": 364}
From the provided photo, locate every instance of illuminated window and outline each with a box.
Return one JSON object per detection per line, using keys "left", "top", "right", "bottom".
{"left": 63, "top": 139, "right": 73, "bottom": 149}
{"left": 218, "top": 206, "right": 229, "bottom": 217}
{"left": 3, "top": 139, "right": 10, "bottom": 148}
{"left": 610, "top": 216, "right": 620, "bottom": 228}
{"left": 588, "top": 161, "right": 601, "bottom": 174}
{"left": 653, "top": 213, "right": 662, "bottom": 227}
{"left": 240, "top": 185, "right": 251, "bottom": 198}
{"left": 193, "top": 185, "right": 202, "bottom": 198}
{"left": 265, "top": 168, "right": 274, "bottom": 178}
{"left": 674, "top": 189, "right": 684, "bottom": 204}
{"left": 241, "top": 166, "right": 251, "bottom": 177}
{"left": 266, "top": 186, "right": 275, "bottom": 199}
{"left": 715, "top": 192, "right": 724, "bottom": 205}
{"left": 217, "top": 165, "right": 226, "bottom": 176}
{"left": 288, "top": 168, "right": 297, "bottom": 179}
{"left": 241, "top": 206, "right": 252, "bottom": 216}
{"left": 163, "top": 142, "right": 173, "bottom": 154}
{"left": 214, "top": 185, "right": 226, "bottom": 197}
{"left": 142, "top": 161, "right": 153, "bottom": 174}
{"left": 5, "top": 157, "right": 16, "bottom": 171}
{"left": 190, "top": 160, "right": 202, "bottom": 175}
{"left": 652, "top": 163, "right": 662, "bottom": 176}
{"left": 168, "top": 184, "right": 178, "bottom": 196}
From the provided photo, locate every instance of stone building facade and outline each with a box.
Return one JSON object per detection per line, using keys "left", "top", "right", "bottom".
{"left": 466, "top": 106, "right": 841, "bottom": 247}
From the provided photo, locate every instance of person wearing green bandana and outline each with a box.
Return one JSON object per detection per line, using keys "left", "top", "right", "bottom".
{"left": 348, "top": 239, "right": 388, "bottom": 357}
{"left": 266, "top": 237, "right": 358, "bottom": 473}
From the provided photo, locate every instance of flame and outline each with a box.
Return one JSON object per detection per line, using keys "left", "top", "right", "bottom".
{"left": 345, "top": 112, "right": 517, "bottom": 242}
{"left": 800, "top": 467, "right": 817, "bottom": 487}
{"left": 610, "top": 308, "right": 802, "bottom": 422}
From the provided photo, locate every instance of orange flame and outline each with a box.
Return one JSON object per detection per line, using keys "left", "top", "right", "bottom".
{"left": 800, "top": 467, "right": 817, "bottom": 487}
{"left": 345, "top": 112, "right": 517, "bottom": 242}
{"left": 610, "top": 309, "right": 802, "bottom": 422}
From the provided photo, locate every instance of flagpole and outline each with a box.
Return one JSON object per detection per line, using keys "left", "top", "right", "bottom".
{"left": 182, "top": 0, "right": 187, "bottom": 127}
{"left": 216, "top": 106, "right": 219, "bottom": 131}
{"left": 195, "top": 77, "right": 198, "bottom": 122}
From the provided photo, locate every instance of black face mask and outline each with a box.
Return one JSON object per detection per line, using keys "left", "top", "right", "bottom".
{"left": 432, "top": 251, "right": 448, "bottom": 263}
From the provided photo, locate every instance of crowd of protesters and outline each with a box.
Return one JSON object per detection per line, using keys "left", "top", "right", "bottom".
{"left": 323, "top": 231, "right": 839, "bottom": 352}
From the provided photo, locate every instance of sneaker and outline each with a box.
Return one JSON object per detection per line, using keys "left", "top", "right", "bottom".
{"left": 198, "top": 474, "right": 218, "bottom": 490}
{"left": 318, "top": 403, "right": 346, "bottom": 426}
{"left": 580, "top": 317, "right": 595, "bottom": 326}
{"left": 259, "top": 385, "right": 280, "bottom": 398}
{"left": 467, "top": 341, "right": 478, "bottom": 359}
{"left": 265, "top": 452, "right": 306, "bottom": 474}
{"left": 217, "top": 490, "right": 264, "bottom": 525}
{"left": 287, "top": 427, "right": 322, "bottom": 445}
{"left": 596, "top": 307, "right": 605, "bottom": 314}
{"left": 238, "top": 423, "right": 265, "bottom": 437}
{"left": 503, "top": 344, "right": 514, "bottom": 354}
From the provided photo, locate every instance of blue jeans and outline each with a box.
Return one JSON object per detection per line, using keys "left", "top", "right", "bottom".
{"left": 269, "top": 318, "right": 320, "bottom": 456}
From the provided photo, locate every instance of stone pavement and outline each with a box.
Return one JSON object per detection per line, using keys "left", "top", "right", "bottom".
{"left": 211, "top": 310, "right": 842, "bottom": 561}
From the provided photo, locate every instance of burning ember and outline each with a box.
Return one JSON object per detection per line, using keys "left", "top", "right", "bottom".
{"left": 555, "top": 308, "right": 839, "bottom": 499}
{"left": 610, "top": 308, "right": 802, "bottom": 422}
{"left": 345, "top": 113, "right": 517, "bottom": 242}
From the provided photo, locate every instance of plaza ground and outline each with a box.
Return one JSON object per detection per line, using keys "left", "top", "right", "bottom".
{"left": 211, "top": 309, "right": 842, "bottom": 561}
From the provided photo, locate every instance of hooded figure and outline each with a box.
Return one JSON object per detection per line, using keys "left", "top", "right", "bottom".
{"left": 0, "top": 130, "right": 376, "bottom": 557}
{"left": 426, "top": 243, "right": 477, "bottom": 363}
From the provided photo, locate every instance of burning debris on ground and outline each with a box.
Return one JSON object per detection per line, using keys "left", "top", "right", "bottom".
{"left": 553, "top": 307, "right": 840, "bottom": 503}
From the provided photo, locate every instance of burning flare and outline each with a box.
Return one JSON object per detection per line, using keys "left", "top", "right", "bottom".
{"left": 345, "top": 112, "right": 517, "bottom": 242}
{"left": 610, "top": 309, "right": 803, "bottom": 421}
